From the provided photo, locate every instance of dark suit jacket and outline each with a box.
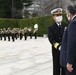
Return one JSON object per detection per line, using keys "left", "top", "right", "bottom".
{"left": 60, "top": 16, "right": 76, "bottom": 68}
{"left": 48, "top": 22, "right": 68, "bottom": 49}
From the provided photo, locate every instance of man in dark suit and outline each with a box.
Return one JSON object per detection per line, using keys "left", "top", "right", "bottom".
{"left": 48, "top": 8, "right": 68, "bottom": 75}
{"left": 60, "top": 5, "right": 76, "bottom": 75}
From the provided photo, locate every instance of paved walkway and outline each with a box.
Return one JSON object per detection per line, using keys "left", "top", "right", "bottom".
{"left": 0, "top": 37, "right": 53, "bottom": 75}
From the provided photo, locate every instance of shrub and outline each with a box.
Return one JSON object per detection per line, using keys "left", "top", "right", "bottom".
{"left": 0, "top": 15, "right": 68, "bottom": 36}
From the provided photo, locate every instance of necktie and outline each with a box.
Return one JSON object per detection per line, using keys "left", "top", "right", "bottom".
{"left": 59, "top": 25, "right": 61, "bottom": 28}
{"left": 58, "top": 25, "right": 61, "bottom": 32}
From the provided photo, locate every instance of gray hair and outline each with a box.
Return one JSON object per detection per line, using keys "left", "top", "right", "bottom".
{"left": 67, "top": 5, "right": 76, "bottom": 15}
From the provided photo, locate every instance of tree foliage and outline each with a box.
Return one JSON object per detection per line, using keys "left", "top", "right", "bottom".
{"left": 0, "top": 0, "right": 33, "bottom": 18}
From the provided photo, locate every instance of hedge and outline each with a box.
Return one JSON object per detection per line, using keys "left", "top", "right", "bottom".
{"left": 0, "top": 18, "right": 18, "bottom": 28}
{"left": 0, "top": 15, "right": 69, "bottom": 36}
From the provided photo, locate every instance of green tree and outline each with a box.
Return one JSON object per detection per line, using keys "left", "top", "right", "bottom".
{"left": 0, "top": 0, "right": 33, "bottom": 18}
{"left": 0, "top": 0, "right": 11, "bottom": 18}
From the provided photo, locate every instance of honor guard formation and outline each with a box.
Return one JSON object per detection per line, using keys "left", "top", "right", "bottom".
{"left": 0, "top": 24, "right": 38, "bottom": 42}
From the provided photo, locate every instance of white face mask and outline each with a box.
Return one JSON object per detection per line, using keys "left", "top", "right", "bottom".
{"left": 66, "top": 14, "right": 70, "bottom": 21}
{"left": 55, "top": 16, "right": 63, "bottom": 22}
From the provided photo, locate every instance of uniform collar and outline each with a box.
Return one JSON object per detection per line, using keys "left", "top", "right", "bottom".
{"left": 56, "top": 22, "right": 61, "bottom": 26}
{"left": 72, "top": 15, "right": 76, "bottom": 20}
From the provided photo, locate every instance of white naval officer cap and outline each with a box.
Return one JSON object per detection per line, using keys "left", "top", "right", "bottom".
{"left": 51, "top": 8, "right": 63, "bottom": 15}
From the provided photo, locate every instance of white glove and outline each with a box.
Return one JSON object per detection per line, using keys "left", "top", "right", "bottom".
{"left": 58, "top": 46, "right": 61, "bottom": 51}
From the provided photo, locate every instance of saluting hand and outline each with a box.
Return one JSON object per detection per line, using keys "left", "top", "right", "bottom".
{"left": 66, "top": 63, "right": 73, "bottom": 72}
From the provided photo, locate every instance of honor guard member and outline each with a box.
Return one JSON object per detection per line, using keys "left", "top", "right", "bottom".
{"left": 3, "top": 28, "right": 6, "bottom": 41}
{"left": 33, "top": 24, "right": 38, "bottom": 39}
{"left": 15, "top": 28, "right": 19, "bottom": 39}
{"left": 28, "top": 27, "right": 33, "bottom": 39}
{"left": 14, "top": 28, "right": 19, "bottom": 40}
{"left": 24, "top": 27, "right": 28, "bottom": 40}
{"left": 14, "top": 28, "right": 17, "bottom": 39}
{"left": 0, "top": 29, "right": 3, "bottom": 40}
{"left": 48, "top": 8, "right": 68, "bottom": 75}
{"left": 11, "top": 28, "right": 15, "bottom": 42}
{"left": 7, "top": 27, "right": 11, "bottom": 41}
{"left": 19, "top": 28, "right": 23, "bottom": 40}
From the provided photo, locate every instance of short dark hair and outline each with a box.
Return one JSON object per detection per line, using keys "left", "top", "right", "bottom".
{"left": 67, "top": 5, "right": 76, "bottom": 15}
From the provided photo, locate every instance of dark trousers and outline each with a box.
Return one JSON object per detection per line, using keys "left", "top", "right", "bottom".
{"left": 34, "top": 33, "right": 37, "bottom": 39}
{"left": 7, "top": 34, "right": 10, "bottom": 41}
{"left": 15, "top": 33, "right": 19, "bottom": 39}
{"left": 24, "top": 33, "right": 27, "bottom": 40}
{"left": 29, "top": 32, "right": 32, "bottom": 39}
{"left": 0, "top": 34, "right": 2, "bottom": 40}
{"left": 52, "top": 47, "right": 65, "bottom": 75}
{"left": 3, "top": 34, "right": 6, "bottom": 41}
{"left": 1, "top": 34, "right": 3, "bottom": 40}
{"left": 20, "top": 33, "right": 23, "bottom": 40}
{"left": 11, "top": 33, "right": 15, "bottom": 42}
